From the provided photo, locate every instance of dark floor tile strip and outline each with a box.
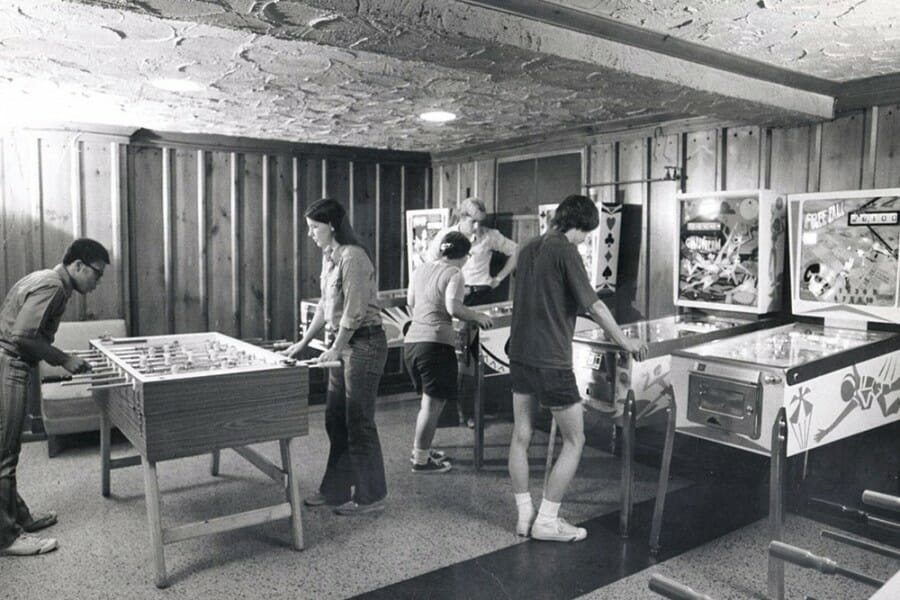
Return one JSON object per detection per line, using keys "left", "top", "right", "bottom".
{"left": 350, "top": 480, "right": 769, "bottom": 600}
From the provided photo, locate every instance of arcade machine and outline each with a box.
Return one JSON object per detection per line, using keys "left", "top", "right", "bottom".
{"left": 669, "top": 188, "right": 900, "bottom": 600}
{"left": 570, "top": 189, "right": 786, "bottom": 544}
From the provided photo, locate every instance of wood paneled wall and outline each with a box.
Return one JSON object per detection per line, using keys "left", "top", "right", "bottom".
{"left": 433, "top": 104, "right": 900, "bottom": 321}
{"left": 0, "top": 128, "right": 430, "bottom": 340}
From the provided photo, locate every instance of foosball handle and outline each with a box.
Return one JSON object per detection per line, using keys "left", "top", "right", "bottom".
{"left": 862, "top": 490, "right": 900, "bottom": 513}
{"left": 648, "top": 574, "right": 715, "bottom": 600}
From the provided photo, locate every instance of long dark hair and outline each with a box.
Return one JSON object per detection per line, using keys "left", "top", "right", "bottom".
{"left": 304, "top": 198, "right": 373, "bottom": 262}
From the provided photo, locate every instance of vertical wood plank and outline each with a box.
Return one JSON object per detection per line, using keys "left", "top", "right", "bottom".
{"left": 475, "top": 159, "right": 495, "bottom": 211}
{"left": 241, "top": 153, "right": 265, "bottom": 339}
{"left": 128, "top": 146, "right": 165, "bottom": 335}
{"left": 617, "top": 138, "right": 648, "bottom": 318}
{"left": 269, "top": 155, "right": 295, "bottom": 340}
{"left": 379, "top": 163, "right": 403, "bottom": 290}
{"left": 647, "top": 134, "right": 680, "bottom": 319}
{"left": 724, "top": 126, "right": 761, "bottom": 190}
{"left": 38, "top": 135, "right": 78, "bottom": 319}
{"left": 352, "top": 161, "right": 378, "bottom": 260}
{"left": 684, "top": 129, "right": 719, "bottom": 193}
{"left": 161, "top": 148, "right": 173, "bottom": 333}
{"left": 171, "top": 148, "right": 204, "bottom": 333}
{"left": 819, "top": 111, "right": 865, "bottom": 192}
{"left": 589, "top": 142, "right": 616, "bottom": 204}
{"left": 298, "top": 156, "right": 324, "bottom": 301}
{"left": 0, "top": 135, "right": 6, "bottom": 292}
{"left": 324, "top": 158, "right": 351, "bottom": 207}
{"left": 861, "top": 107, "right": 878, "bottom": 190}
{"left": 81, "top": 140, "right": 122, "bottom": 319}
{"left": 230, "top": 153, "right": 241, "bottom": 337}
{"left": 769, "top": 126, "right": 811, "bottom": 194}
{"left": 459, "top": 161, "right": 476, "bottom": 200}
{"left": 874, "top": 104, "right": 900, "bottom": 188}
{"left": 206, "top": 150, "right": 235, "bottom": 336}
{"left": 440, "top": 163, "right": 458, "bottom": 210}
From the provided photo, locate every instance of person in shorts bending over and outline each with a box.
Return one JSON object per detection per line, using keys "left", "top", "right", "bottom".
{"left": 507, "top": 194, "right": 647, "bottom": 542}
{"left": 405, "top": 232, "right": 493, "bottom": 473}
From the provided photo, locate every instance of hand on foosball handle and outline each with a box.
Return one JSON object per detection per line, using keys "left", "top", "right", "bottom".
{"left": 63, "top": 354, "right": 92, "bottom": 375}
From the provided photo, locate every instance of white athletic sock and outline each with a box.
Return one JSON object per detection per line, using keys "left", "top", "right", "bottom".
{"left": 514, "top": 492, "right": 534, "bottom": 519}
{"left": 536, "top": 498, "right": 561, "bottom": 522}
{"left": 412, "top": 448, "right": 430, "bottom": 465}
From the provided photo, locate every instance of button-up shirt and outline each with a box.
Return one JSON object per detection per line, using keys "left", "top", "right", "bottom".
{"left": 321, "top": 244, "right": 382, "bottom": 332}
{"left": 426, "top": 225, "right": 517, "bottom": 286}
{"left": 0, "top": 264, "right": 73, "bottom": 365}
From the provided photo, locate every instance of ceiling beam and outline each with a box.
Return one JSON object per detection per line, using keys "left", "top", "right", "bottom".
{"left": 458, "top": 0, "right": 839, "bottom": 97}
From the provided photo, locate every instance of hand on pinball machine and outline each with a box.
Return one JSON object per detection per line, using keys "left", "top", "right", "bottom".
{"left": 622, "top": 338, "right": 648, "bottom": 362}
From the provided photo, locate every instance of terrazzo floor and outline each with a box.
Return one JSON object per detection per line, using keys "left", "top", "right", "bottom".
{"left": 2, "top": 396, "right": 897, "bottom": 599}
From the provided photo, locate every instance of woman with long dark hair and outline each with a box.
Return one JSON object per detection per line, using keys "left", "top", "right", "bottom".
{"left": 284, "top": 198, "right": 388, "bottom": 515}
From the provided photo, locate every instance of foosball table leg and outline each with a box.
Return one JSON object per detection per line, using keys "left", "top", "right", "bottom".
{"left": 279, "top": 437, "right": 304, "bottom": 550}
{"left": 142, "top": 458, "right": 168, "bottom": 588}
{"left": 210, "top": 450, "right": 220, "bottom": 476}
{"left": 100, "top": 411, "right": 111, "bottom": 497}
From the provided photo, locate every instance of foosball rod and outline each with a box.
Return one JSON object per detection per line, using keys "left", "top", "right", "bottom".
{"left": 768, "top": 541, "right": 885, "bottom": 588}
{"left": 810, "top": 497, "right": 900, "bottom": 534}
{"left": 820, "top": 530, "right": 900, "bottom": 559}
{"left": 88, "top": 380, "right": 131, "bottom": 390}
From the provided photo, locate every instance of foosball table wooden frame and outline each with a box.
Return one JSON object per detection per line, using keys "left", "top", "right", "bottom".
{"left": 81, "top": 332, "right": 309, "bottom": 588}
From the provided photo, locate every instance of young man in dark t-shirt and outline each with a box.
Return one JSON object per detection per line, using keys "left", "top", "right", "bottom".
{"left": 507, "top": 195, "right": 647, "bottom": 542}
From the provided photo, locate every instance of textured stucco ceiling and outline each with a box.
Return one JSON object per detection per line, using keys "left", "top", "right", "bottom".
{"left": 0, "top": 0, "right": 896, "bottom": 153}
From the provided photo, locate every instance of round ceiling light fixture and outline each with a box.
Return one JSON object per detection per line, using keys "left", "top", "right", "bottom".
{"left": 150, "top": 78, "right": 206, "bottom": 93}
{"left": 418, "top": 110, "right": 457, "bottom": 123}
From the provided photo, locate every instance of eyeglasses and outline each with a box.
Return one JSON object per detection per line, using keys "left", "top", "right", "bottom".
{"left": 84, "top": 262, "right": 105, "bottom": 279}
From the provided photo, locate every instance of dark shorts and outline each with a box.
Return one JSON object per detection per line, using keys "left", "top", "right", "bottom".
{"left": 509, "top": 360, "right": 580, "bottom": 409}
{"left": 404, "top": 342, "right": 458, "bottom": 402}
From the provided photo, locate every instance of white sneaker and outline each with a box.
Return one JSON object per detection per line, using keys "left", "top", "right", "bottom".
{"left": 1, "top": 533, "right": 59, "bottom": 556}
{"left": 530, "top": 517, "right": 587, "bottom": 542}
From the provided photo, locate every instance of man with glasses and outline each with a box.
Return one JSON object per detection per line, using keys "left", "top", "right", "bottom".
{"left": 0, "top": 238, "right": 109, "bottom": 556}
{"left": 428, "top": 198, "right": 518, "bottom": 307}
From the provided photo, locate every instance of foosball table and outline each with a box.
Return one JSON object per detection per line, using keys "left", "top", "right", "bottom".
{"left": 71, "top": 332, "right": 309, "bottom": 588}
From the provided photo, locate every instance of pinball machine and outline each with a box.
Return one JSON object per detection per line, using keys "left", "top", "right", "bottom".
{"left": 75, "top": 332, "right": 310, "bottom": 588}
{"left": 569, "top": 189, "right": 786, "bottom": 544}
{"left": 669, "top": 188, "right": 900, "bottom": 600}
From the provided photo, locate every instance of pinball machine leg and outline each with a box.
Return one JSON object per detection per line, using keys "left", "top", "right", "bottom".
{"left": 649, "top": 396, "right": 676, "bottom": 553}
{"left": 100, "top": 409, "right": 111, "bottom": 497}
{"left": 474, "top": 333, "right": 484, "bottom": 470}
{"left": 543, "top": 417, "right": 558, "bottom": 495}
{"left": 210, "top": 450, "right": 220, "bottom": 476}
{"left": 767, "top": 409, "right": 788, "bottom": 600}
{"left": 142, "top": 458, "right": 168, "bottom": 588}
{"left": 619, "top": 390, "right": 636, "bottom": 538}
{"left": 279, "top": 438, "right": 304, "bottom": 551}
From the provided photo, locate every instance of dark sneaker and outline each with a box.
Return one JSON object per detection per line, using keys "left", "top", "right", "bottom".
{"left": 21, "top": 511, "right": 58, "bottom": 533}
{"left": 333, "top": 500, "right": 385, "bottom": 516}
{"left": 303, "top": 492, "right": 329, "bottom": 507}
{"left": 530, "top": 517, "right": 587, "bottom": 542}
{"left": 411, "top": 457, "right": 452, "bottom": 474}
{"left": 409, "top": 449, "right": 449, "bottom": 465}
{"left": 1, "top": 534, "right": 58, "bottom": 556}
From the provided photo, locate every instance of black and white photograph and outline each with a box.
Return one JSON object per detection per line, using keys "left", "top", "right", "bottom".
{"left": 0, "top": 2, "right": 898, "bottom": 599}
